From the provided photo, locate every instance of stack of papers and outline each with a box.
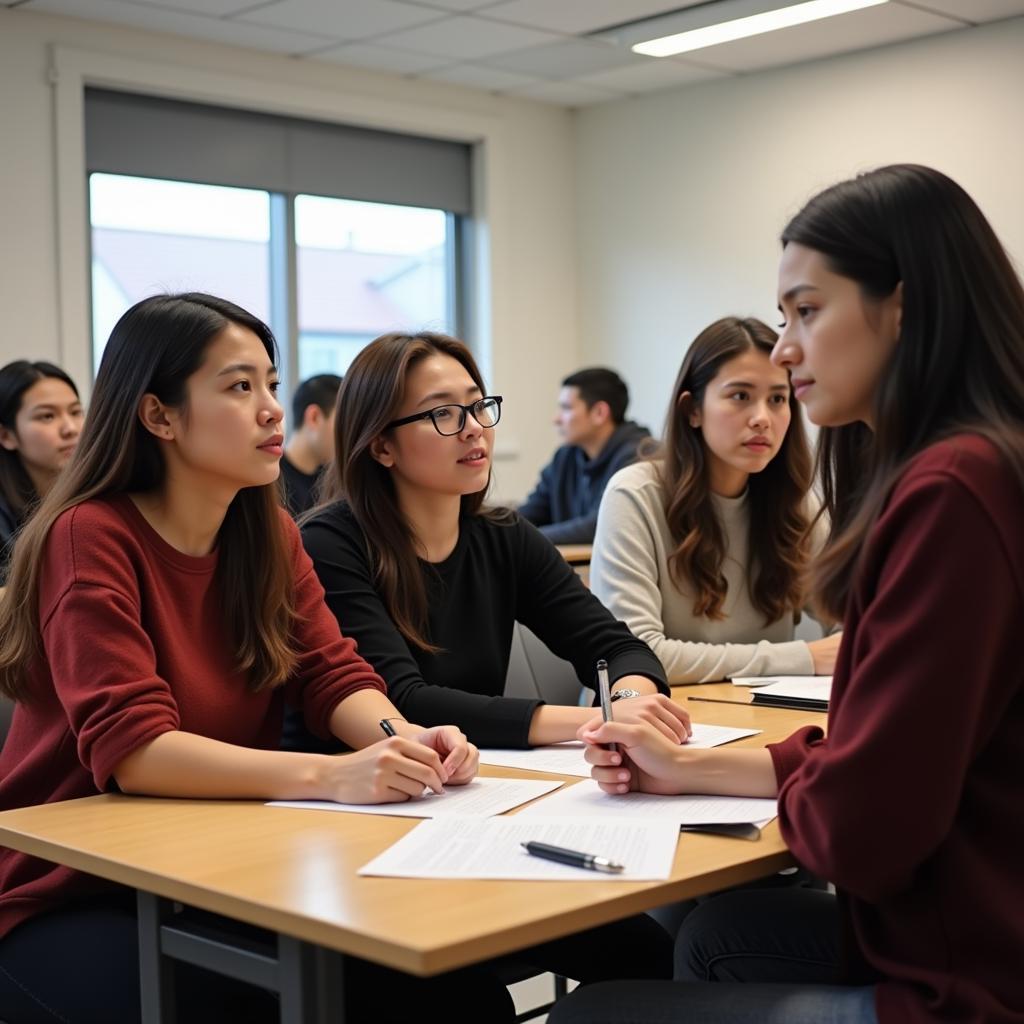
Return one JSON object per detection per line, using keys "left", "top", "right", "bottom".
{"left": 358, "top": 816, "right": 682, "bottom": 881}
{"left": 479, "top": 723, "right": 760, "bottom": 778}
{"left": 733, "top": 677, "right": 831, "bottom": 711}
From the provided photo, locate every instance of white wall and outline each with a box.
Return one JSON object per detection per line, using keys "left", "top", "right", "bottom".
{"left": 575, "top": 16, "right": 1024, "bottom": 435}
{"left": 0, "top": 7, "right": 579, "bottom": 501}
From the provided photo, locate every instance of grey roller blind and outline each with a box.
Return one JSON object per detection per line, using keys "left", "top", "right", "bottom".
{"left": 84, "top": 88, "right": 472, "bottom": 215}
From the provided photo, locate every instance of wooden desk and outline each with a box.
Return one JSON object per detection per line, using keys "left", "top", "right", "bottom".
{"left": 554, "top": 544, "right": 592, "bottom": 566}
{"left": 0, "top": 693, "right": 820, "bottom": 1022}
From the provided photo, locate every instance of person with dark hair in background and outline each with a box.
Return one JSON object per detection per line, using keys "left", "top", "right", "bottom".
{"left": 519, "top": 367, "right": 650, "bottom": 544}
{"left": 551, "top": 165, "right": 1024, "bottom": 1024}
{"left": 280, "top": 373, "right": 342, "bottom": 516}
{"left": 0, "top": 361, "right": 83, "bottom": 582}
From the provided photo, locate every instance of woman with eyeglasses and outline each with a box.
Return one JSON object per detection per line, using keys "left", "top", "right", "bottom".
{"left": 294, "top": 331, "right": 689, "bottom": 998}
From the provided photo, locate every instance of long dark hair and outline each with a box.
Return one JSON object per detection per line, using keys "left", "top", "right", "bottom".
{"left": 0, "top": 293, "right": 297, "bottom": 701}
{"left": 319, "top": 331, "right": 499, "bottom": 652}
{"left": 0, "top": 360, "right": 80, "bottom": 523}
{"left": 657, "top": 316, "right": 812, "bottom": 623}
{"left": 784, "top": 164, "right": 1024, "bottom": 620}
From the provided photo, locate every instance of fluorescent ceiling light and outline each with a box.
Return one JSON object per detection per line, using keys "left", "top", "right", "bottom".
{"left": 632, "top": 0, "right": 888, "bottom": 57}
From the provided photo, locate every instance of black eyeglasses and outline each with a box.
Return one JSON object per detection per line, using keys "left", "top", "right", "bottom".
{"left": 385, "top": 395, "right": 503, "bottom": 436}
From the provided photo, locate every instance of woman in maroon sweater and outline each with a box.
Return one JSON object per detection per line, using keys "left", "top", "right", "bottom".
{"left": 0, "top": 293, "right": 478, "bottom": 1022}
{"left": 551, "top": 166, "right": 1024, "bottom": 1024}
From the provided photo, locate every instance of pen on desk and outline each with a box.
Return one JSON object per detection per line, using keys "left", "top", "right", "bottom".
{"left": 379, "top": 718, "right": 398, "bottom": 737}
{"left": 596, "top": 658, "right": 619, "bottom": 753}
{"left": 521, "top": 841, "right": 624, "bottom": 874}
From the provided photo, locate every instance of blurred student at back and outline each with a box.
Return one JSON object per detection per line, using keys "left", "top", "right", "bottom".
{"left": 519, "top": 368, "right": 649, "bottom": 544}
{"left": 280, "top": 373, "right": 341, "bottom": 516}
{"left": 0, "top": 361, "right": 83, "bottom": 579}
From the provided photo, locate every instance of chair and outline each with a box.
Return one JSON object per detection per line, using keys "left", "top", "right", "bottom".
{"left": 504, "top": 623, "right": 591, "bottom": 707}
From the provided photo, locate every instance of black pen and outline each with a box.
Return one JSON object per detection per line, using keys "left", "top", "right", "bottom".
{"left": 521, "top": 841, "right": 625, "bottom": 874}
{"left": 379, "top": 718, "right": 398, "bottom": 737}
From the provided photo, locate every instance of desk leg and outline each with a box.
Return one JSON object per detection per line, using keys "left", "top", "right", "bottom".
{"left": 278, "top": 937, "right": 345, "bottom": 1024}
{"left": 137, "top": 892, "right": 175, "bottom": 1024}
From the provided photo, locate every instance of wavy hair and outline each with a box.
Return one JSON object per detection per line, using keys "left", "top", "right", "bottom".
{"left": 784, "top": 165, "right": 1024, "bottom": 620}
{"left": 657, "top": 317, "right": 812, "bottom": 623}
{"left": 0, "top": 294, "right": 297, "bottom": 701}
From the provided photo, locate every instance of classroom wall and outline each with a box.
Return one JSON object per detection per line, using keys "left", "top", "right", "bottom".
{"left": 574, "top": 16, "right": 1024, "bottom": 434}
{"left": 0, "top": 7, "right": 579, "bottom": 502}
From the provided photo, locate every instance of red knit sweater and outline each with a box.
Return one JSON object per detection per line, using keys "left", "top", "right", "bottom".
{"left": 0, "top": 495, "right": 386, "bottom": 938}
{"left": 769, "top": 435, "right": 1024, "bottom": 1023}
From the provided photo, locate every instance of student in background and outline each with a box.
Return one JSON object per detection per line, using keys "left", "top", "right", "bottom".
{"left": 0, "top": 294, "right": 477, "bottom": 1024}
{"left": 295, "top": 330, "right": 690, "bottom": 990}
{"left": 280, "top": 372, "right": 342, "bottom": 516}
{"left": 0, "top": 360, "right": 83, "bottom": 577}
{"left": 552, "top": 165, "right": 1024, "bottom": 1024}
{"left": 590, "top": 318, "right": 839, "bottom": 683}
{"left": 519, "top": 367, "right": 650, "bottom": 544}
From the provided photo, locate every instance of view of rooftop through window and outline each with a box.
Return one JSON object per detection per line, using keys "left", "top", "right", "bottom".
{"left": 89, "top": 174, "right": 456, "bottom": 382}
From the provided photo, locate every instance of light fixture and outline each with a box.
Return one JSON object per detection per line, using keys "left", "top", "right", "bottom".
{"left": 632, "top": 0, "right": 889, "bottom": 57}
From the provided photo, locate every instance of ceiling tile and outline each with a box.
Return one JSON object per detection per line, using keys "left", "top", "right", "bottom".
{"left": 412, "top": 0, "right": 502, "bottom": 9}
{"left": 574, "top": 58, "right": 730, "bottom": 94}
{"left": 899, "top": 0, "right": 1024, "bottom": 21}
{"left": 684, "top": 3, "right": 961, "bottom": 73}
{"left": 108, "top": 0, "right": 260, "bottom": 14}
{"left": 239, "top": 0, "right": 443, "bottom": 40}
{"left": 311, "top": 41, "right": 450, "bottom": 73}
{"left": 510, "top": 79, "right": 623, "bottom": 106}
{"left": 482, "top": 0, "right": 703, "bottom": 35}
{"left": 25, "top": 0, "right": 331, "bottom": 52}
{"left": 486, "top": 38, "right": 643, "bottom": 77}
{"left": 420, "top": 62, "right": 540, "bottom": 89}
{"left": 373, "top": 13, "right": 560, "bottom": 59}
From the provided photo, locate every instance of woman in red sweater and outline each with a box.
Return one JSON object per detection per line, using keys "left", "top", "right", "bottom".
{"left": 551, "top": 165, "right": 1024, "bottom": 1024}
{"left": 0, "top": 293, "right": 479, "bottom": 1022}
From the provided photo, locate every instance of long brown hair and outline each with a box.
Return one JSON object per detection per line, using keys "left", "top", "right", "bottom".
{"left": 658, "top": 316, "right": 812, "bottom": 623}
{"left": 318, "top": 332, "right": 500, "bottom": 652}
{"left": 0, "top": 293, "right": 297, "bottom": 701}
{"left": 783, "top": 165, "right": 1024, "bottom": 620}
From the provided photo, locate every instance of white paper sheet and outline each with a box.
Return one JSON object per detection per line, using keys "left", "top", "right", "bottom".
{"left": 516, "top": 779, "right": 777, "bottom": 826}
{"left": 267, "top": 777, "right": 562, "bottom": 819}
{"left": 731, "top": 674, "right": 832, "bottom": 689}
{"left": 358, "top": 815, "right": 681, "bottom": 881}
{"left": 479, "top": 723, "right": 761, "bottom": 778}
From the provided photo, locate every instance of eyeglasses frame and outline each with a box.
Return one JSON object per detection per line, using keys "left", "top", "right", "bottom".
{"left": 383, "top": 395, "right": 503, "bottom": 436}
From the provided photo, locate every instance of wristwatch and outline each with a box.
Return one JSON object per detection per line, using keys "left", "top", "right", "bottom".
{"left": 610, "top": 688, "right": 643, "bottom": 702}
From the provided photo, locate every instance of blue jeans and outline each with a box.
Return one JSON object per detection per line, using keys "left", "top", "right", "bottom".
{"left": 550, "top": 889, "right": 878, "bottom": 1024}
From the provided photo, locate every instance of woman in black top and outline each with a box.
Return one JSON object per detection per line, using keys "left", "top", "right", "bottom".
{"left": 295, "top": 330, "right": 684, "bottom": 1010}
{"left": 300, "top": 331, "right": 691, "bottom": 749}
{"left": 0, "top": 361, "right": 83, "bottom": 579}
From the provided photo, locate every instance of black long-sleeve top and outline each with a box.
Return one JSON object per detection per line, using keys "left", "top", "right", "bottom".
{"left": 299, "top": 503, "right": 668, "bottom": 748}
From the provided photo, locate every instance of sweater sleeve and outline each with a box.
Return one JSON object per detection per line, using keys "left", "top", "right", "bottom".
{"left": 518, "top": 464, "right": 554, "bottom": 528}
{"left": 514, "top": 517, "right": 669, "bottom": 695}
{"left": 301, "top": 512, "right": 543, "bottom": 748}
{"left": 39, "top": 514, "right": 180, "bottom": 791}
{"left": 279, "top": 514, "right": 387, "bottom": 740}
{"left": 591, "top": 476, "right": 813, "bottom": 683}
{"left": 538, "top": 511, "right": 597, "bottom": 546}
{"left": 767, "top": 471, "right": 1023, "bottom": 901}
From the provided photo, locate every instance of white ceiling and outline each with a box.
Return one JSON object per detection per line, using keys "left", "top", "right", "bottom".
{"left": 8, "top": 0, "right": 1024, "bottom": 106}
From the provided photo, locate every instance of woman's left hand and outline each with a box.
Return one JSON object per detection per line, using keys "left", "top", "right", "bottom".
{"left": 410, "top": 725, "right": 479, "bottom": 785}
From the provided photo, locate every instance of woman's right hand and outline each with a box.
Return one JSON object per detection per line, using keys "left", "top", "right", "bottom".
{"left": 577, "top": 720, "right": 687, "bottom": 796}
{"left": 807, "top": 631, "right": 843, "bottom": 674}
{"left": 319, "top": 736, "right": 448, "bottom": 804}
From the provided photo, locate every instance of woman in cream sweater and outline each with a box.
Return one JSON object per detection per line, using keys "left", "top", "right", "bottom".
{"left": 591, "top": 316, "right": 839, "bottom": 683}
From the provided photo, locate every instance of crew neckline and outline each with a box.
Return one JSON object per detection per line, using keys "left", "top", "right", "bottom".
{"left": 112, "top": 494, "right": 220, "bottom": 573}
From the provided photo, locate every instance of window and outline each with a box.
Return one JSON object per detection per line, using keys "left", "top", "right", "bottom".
{"left": 84, "top": 90, "right": 471, "bottom": 418}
